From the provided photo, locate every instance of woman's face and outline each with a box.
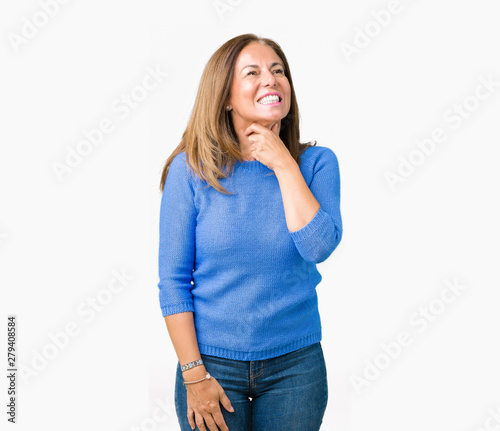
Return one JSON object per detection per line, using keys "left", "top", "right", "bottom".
{"left": 229, "top": 42, "right": 291, "bottom": 129}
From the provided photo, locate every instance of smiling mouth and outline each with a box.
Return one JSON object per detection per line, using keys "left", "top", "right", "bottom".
{"left": 257, "top": 94, "right": 282, "bottom": 105}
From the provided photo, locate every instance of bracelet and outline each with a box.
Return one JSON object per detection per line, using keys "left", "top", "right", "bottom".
{"left": 181, "top": 358, "right": 204, "bottom": 372}
{"left": 183, "top": 373, "right": 211, "bottom": 386}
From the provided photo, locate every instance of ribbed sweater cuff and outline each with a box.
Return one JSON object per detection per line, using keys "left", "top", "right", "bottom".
{"left": 161, "top": 301, "right": 195, "bottom": 317}
{"left": 289, "top": 207, "right": 329, "bottom": 242}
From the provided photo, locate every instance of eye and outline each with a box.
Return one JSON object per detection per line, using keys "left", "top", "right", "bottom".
{"left": 273, "top": 69, "right": 284, "bottom": 75}
{"left": 246, "top": 71, "right": 257, "bottom": 76}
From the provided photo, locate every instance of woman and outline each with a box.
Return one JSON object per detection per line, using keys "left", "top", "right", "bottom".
{"left": 158, "top": 33, "right": 343, "bottom": 431}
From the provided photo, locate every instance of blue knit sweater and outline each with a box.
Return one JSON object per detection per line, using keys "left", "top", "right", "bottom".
{"left": 158, "top": 145, "right": 342, "bottom": 361}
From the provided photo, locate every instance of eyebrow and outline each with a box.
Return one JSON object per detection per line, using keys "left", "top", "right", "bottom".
{"left": 241, "top": 62, "right": 284, "bottom": 72}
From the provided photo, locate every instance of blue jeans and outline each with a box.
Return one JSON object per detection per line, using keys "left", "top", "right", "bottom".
{"left": 174, "top": 342, "right": 328, "bottom": 431}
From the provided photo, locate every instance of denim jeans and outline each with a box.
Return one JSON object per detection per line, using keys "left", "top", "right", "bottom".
{"left": 174, "top": 342, "right": 328, "bottom": 431}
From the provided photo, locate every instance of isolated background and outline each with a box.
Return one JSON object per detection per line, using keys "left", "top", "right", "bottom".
{"left": 1, "top": 0, "right": 499, "bottom": 430}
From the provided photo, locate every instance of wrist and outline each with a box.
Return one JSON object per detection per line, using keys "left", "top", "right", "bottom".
{"left": 273, "top": 155, "right": 298, "bottom": 175}
{"left": 182, "top": 364, "right": 207, "bottom": 380}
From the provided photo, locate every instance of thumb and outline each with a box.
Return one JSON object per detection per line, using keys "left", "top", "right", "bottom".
{"left": 218, "top": 388, "right": 234, "bottom": 413}
{"left": 271, "top": 122, "right": 280, "bottom": 135}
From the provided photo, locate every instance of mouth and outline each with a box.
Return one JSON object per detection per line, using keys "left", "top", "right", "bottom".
{"left": 257, "top": 92, "right": 282, "bottom": 105}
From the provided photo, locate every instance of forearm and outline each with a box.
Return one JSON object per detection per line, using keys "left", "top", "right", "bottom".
{"left": 274, "top": 157, "right": 320, "bottom": 232}
{"left": 164, "top": 311, "right": 207, "bottom": 379}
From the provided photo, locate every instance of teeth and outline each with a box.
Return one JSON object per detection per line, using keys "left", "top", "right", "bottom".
{"left": 258, "top": 95, "right": 280, "bottom": 104}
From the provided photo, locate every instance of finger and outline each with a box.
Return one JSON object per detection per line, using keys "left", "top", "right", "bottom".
{"left": 243, "top": 123, "right": 255, "bottom": 136}
{"left": 187, "top": 407, "right": 196, "bottom": 430}
{"left": 194, "top": 410, "right": 207, "bottom": 431}
{"left": 243, "top": 122, "right": 264, "bottom": 136}
{"left": 212, "top": 409, "right": 230, "bottom": 431}
{"left": 202, "top": 413, "right": 219, "bottom": 431}
{"left": 249, "top": 145, "right": 261, "bottom": 157}
{"left": 218, "top": 389, "right": 234, "bottom": 413}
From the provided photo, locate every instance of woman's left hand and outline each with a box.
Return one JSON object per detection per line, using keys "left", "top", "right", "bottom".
{"left": 243, "top": 122, "right": 294, "bottom": 171}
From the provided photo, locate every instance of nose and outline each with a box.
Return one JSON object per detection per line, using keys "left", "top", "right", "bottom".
{"left": 261, "top": 69, "right": 277, "bottom": 87}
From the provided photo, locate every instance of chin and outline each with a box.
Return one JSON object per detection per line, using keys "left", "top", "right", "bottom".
{"left": 253, "top": 119, "right": 278, "bottom": 128}
{"left": 256, "top": 113, "right": 286, "bottom": 124}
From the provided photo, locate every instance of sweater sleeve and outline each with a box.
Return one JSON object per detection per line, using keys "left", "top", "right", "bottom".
{"left": 289, "top": 147, "right": 343, "bottom": 264}
{"left": 158, "top": 153, "right": 197, "bottom": 317}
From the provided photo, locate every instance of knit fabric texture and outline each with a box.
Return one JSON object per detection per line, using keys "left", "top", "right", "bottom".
{"left": 158, "top": 145, "right": 342, "bottom": 360}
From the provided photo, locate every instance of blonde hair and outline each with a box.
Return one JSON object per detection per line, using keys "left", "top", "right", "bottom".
{"left": 159, "top": 33, "right": 316, "bottom": 194}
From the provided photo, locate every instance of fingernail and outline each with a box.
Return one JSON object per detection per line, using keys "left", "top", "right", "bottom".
{"left": 230, "top": 406, "right": 234, "bottom": 412}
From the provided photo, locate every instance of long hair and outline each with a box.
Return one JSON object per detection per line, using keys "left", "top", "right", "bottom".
{"left": 159, "top": 33, "right": 316, "bottom": 194}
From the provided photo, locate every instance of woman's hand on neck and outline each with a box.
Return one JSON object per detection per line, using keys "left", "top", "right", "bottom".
{"left": 235, "top": 120, "right": 281, "bottom": 161}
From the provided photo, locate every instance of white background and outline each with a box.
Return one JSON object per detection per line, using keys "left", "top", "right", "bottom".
{"left": 1, "top": 1, "right": 499, "bottom": 430}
